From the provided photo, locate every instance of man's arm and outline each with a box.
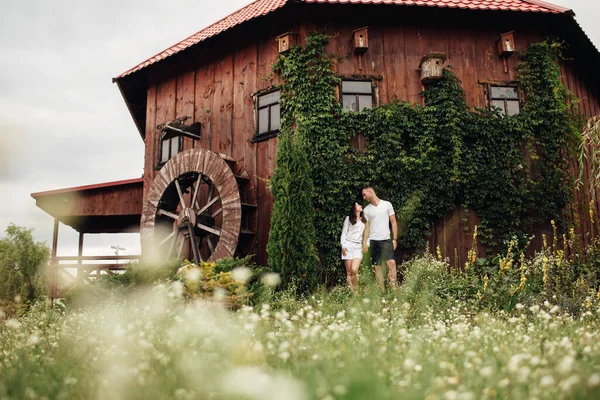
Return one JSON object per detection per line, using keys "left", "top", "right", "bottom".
{"left": 362, "top": 221, "right": 370, "bottom": 252}
{"left": 389, "top": 214, "right": 398, "bottom": 251}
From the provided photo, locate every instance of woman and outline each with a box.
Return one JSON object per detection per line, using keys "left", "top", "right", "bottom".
{"left": 340, "top": 202, "right": 368, "bottom": 294}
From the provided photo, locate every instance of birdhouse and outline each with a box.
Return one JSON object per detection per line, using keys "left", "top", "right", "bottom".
{"left": 418, "top": 53, "right": 447, "bottom": 84}
{"left": 496, "top": 31, "right": 516, "bottom": 57}
{"left": 352, "top": 27, "right": 369, "bottom": 54}
{"left": 277, "top": 32, "right": 298, "bottom": 53}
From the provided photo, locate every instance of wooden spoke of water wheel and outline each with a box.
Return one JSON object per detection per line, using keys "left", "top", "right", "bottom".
{"left": 141, "top": 148, "right": 246, "bottom": 264}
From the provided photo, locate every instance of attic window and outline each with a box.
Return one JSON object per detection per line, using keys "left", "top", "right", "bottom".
{"left": 489, "top": 86, "right": 520, "bottom": 116}
{"left": 341, "top": 80, "right": 373, "bottom": 111}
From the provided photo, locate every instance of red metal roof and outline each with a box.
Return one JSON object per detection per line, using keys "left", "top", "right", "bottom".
{"left": 114, "top": 0, "right": 572, "bottom": 80}
{"left": 31, "top": 178, "right": 144, "bottom": 199}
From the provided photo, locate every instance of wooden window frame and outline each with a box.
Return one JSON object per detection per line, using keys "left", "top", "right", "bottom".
{"left": 157, "top": 135, "right": 183, "bottom": 168}
{"left": 252, "top": 88, "right": 281, "bottom": 143}
{"left": 482, "top": 81, "right": 521, "bottom": 116}
{"left": 340, "top": 79, "right": 376, "bottom": 112}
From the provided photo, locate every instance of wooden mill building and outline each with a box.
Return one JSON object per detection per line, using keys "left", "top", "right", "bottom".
{"left": 31, "top": 0, "right": 600, "bottom": 297}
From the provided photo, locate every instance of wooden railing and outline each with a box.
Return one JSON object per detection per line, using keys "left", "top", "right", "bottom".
{"left": 50, "top": 255, "right": 141, "bottom": 299}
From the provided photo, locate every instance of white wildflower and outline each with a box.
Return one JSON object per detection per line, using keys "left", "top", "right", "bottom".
{"left": 261, "top": 273, "right": 281, "bottom": 288}
{"left": 5, "top": 319, "right": 21, "bottom": 330}
{"left": 559, "top": 375, "right": 580, "bottom": 392}
{"left": 169, "top": 281, "right": 184, "bottom": 298}
{"left": 557, "top": 355, "right": 575, "bottom": 375}
{"left": 64, "top": 376, "right": 78, "bottom": 385}
{"left": 444, "top": 390, "right": 458, "bottom": 400}
{"left": 457, "top": 392, "right": 475, "bottom": 400}
{"left": 220, "top": 367, "right": 307, "bottom": 400}
{"left": 540, "top": 375, "right": 555, "bottom": 387}
{"left": 588, "top": 374, "right": 600, "bottom": 389}
{"left": 232, "top": 267, "right": 252, "bottom": 284}
{"left": 185, "top": 267, "right": 202, "bottom": 281}
{"left": 498, "top": 378, "right": 509, "bottom": 388}
{"left": 529, "top": 305, "right": 540, "bottom": 313}
{"left": 213, "top": 287, "right": 226, "bottom": 301}
{"left": 333, "top": 385, "right": 347, "bottom": 396}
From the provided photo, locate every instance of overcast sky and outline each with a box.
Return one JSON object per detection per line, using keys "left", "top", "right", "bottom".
{"left": 0, "top": 0, "right": 598, "bottom": 257}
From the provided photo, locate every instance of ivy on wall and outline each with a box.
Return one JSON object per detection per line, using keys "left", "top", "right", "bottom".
{"left": 268, "top": 33, "right": 582, "bottom": 284}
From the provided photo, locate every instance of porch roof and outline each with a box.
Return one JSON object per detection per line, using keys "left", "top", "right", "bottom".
{"left": 31, "top": 178, "right": 144, "bottom": 234}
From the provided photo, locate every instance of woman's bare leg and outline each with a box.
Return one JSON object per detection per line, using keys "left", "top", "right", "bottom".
{"left": 351, "top": 258, "right": 361, "bottom": 292}
{"left": 344, "top": 259, "right": 356, "bottom": 293}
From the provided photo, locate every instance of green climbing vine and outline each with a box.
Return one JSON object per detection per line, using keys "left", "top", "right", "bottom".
{"left": 268, "top": 33, "right": 583, "bottom": 285}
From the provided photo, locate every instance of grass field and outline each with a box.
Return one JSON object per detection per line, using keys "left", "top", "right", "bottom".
{"left": 2, "top": 255, "right": 600, "bottom": 399}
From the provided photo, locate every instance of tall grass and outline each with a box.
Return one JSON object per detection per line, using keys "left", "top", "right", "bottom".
{"left": 2, "top": 254, "right": 600, "bottom": 399}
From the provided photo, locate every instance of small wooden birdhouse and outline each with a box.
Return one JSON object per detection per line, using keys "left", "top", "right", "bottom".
{"left": 418, "top": 53, "right": 447, "bottom": 84}
{"left": 352, "top": 27, "right": 369, "bottom": 54}
{"left": 496, "top": 31, "right": 516, "bottom": 57}
{"left": 277, "top": 32, "right": 298, "bottom": 53}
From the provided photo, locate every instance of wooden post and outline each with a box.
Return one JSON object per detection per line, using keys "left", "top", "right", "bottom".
{"left": 77, "top": 232, "right": 84, "bottom": 280}
{"left": 50, "top": 218, "right": 59, "bottom": 301}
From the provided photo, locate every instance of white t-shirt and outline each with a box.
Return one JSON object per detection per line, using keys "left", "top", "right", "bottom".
{"left": 363, "top": 200, "right": 395, "bottom": 241}
{"left": 340, "top": 216, "right": 366, "bottom": 246}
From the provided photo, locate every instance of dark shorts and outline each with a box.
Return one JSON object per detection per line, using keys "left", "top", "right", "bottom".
{"left": 370, "top": 239, "right": 395, "bottom": 266}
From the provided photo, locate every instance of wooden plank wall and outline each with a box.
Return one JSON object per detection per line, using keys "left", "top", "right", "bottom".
{"left": 143, "top": 13, "right": 600, "bottom": 266}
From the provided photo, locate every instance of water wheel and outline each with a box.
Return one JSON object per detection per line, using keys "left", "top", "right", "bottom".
{"left": 141, "top": 148, "right": 257, "bottom": 264}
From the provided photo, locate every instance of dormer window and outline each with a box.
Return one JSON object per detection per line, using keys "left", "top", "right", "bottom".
{"left": 489, "top": 86, "right": 520, "bottom": 116}
{"left": 341, "top": 80, "right": 373, "bottom": 111}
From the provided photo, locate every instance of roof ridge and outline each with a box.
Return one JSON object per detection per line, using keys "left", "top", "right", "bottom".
{"left": 114, "top": 0, "right": 574, "bottom": 80}
{"left": 520, "top": 0, "right": 573, "bottom": 15}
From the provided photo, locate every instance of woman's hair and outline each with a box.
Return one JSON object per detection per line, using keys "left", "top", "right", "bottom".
{"left": 349, "top": 202, "right": 363, "bottom": 225}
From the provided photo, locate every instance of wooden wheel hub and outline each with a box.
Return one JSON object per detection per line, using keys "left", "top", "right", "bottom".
{"left": 177, "top": 208, "right": 197, "bottom": 226}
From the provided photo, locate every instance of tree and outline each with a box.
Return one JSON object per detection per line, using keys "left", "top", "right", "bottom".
{"left": 267, "top": 134, "right": 318, "bottom": 294}
{"left": 0, "top": 224, "right": 50, "bottom": 303}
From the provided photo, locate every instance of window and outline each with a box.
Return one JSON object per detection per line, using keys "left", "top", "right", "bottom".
{"left": 159, "top": 135, "right": 182, "bottom": 165}
{"left": 341, "top": 80, "right": 373, "bottom": 111}
{"left": 256, "top": 90, "right": 281, "bottom": 137}
{"left": 489, "top": 86, "right": 520, "bottom": 116}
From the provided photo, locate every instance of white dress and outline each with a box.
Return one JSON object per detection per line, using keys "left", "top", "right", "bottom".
{"left": 340, "top": 216, "right": 365, "bottom": 260}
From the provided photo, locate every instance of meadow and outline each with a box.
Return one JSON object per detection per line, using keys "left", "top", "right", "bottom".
{"left": 2, "top": 252, "right": 600, "bottom": 400}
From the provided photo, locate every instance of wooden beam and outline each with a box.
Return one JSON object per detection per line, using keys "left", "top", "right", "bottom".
{"left": 55, "top": 255, "right": 141, "bottom": 261}
{"left": 50, "top": 218, "right": 59, "bottom": 300}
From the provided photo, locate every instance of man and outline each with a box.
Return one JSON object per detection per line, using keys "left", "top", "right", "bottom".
{"left": 362, "top": 186, "right": 398, "bottom": 290}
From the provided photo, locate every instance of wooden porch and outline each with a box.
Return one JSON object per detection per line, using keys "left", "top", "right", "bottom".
{"left": 31, "top": 178, "right": 144, "bottom": 299}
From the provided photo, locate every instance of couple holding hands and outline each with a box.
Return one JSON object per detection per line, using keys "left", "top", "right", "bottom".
{"left": 340, "top": 186, "right": 398, "bottom": 293}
